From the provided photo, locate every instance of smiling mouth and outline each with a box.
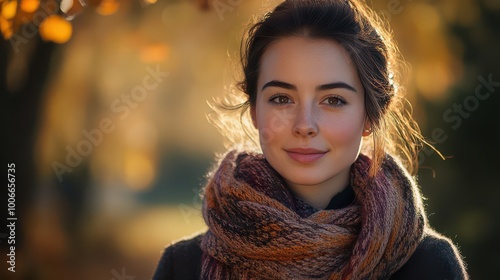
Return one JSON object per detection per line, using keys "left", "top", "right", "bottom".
{"left": 284, "top": 148, "right": 327, "bottom": 163}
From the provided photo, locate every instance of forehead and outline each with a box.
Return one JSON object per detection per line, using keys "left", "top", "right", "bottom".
{"left": 258, "top": 37, "right": 360, "bottom": 88}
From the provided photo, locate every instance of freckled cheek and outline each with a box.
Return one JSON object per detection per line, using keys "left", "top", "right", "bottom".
{"left": 256, "top": 108, "right": 292, "bottom": 143}
{"left": 256, "top": 110, "right": 281, "bottom": 146}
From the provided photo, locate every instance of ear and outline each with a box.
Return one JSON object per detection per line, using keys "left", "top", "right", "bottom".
{"left": 362, "top": 119, "right": 372, "bottom": 137}
{"left": 250, "top": 105, "right": 258, "bottom": 129}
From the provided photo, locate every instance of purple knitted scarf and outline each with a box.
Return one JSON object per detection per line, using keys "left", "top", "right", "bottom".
{"left": 200, "top": 151, "right": 426, "bottom": 279}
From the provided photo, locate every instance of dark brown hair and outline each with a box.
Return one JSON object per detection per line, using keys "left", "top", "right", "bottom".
{"left": 214, "top": 0, "right": 438, "bottom": 176}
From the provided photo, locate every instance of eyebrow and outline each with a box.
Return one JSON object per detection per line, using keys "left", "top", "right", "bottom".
{"left": 261, "top": 80, "right": 357, "bottom": 93}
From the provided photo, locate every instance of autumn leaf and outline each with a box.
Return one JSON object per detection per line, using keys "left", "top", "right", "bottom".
{"left": 20, "top": 0, "right": 39, "bottom": 13}
{"left": 39, "top": 14, "right": 72, "bottom": 43}
{"left": 0, "top": 15, "right": 12, "bottom": 39}
{"left": 2, "top": 1, "right": 17, "bottom": 20}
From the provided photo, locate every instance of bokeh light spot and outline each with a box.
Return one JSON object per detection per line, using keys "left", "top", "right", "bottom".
{"left": 39, "top": 14, "right": 73, "bottom": 43}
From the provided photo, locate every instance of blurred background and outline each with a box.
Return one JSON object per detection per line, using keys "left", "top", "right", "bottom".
{"left": 1, "top": 0, "right": 499, "bottom": 279}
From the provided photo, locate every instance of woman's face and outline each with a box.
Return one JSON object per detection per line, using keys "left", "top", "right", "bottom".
{"left": 252, "top": 36, "right": 369, "bottom": 191}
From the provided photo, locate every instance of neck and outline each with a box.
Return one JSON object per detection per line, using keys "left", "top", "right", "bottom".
{"left": 285, "top": 167, "right": 351, "bottom": 210}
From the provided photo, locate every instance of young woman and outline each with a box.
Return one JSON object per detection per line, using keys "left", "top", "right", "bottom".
{"left": 153, "top": 0, "right": 468, "bottom": 279}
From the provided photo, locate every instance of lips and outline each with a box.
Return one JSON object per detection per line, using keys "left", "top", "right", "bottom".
{"left": 284, "top": 148, "right": 327, "bottom": 163}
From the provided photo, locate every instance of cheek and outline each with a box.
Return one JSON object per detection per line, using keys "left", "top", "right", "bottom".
{"left": 256, "top": 108, "right": 277, "bottom": 146}
{"left": 321, "top": 115, "right": 364, "bottom": 146}
{"left": 256, "top": 107, "right": 292, "bottom": 144}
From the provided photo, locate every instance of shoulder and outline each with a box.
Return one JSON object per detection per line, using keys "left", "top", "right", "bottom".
{"left": 152, "top": 233, "right": 204, "bottom": 280}
{"left": 391, "top": 229, "right": 468, "bottom": 280}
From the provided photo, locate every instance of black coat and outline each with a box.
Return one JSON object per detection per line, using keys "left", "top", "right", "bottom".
{"left": 152, "top": 232, "right": 467, "bottom": 280}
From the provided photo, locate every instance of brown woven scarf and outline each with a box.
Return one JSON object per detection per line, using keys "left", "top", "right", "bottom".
{"left": 200, "top": 151, "right": 427, "bottom": 280}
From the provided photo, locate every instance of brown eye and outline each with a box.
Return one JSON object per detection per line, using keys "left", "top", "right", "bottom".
{"left": 328, "top": 97, "right": 340, "bottom": 105}
{"left": 321, "top": 96, "right": 347, "bottom": 107}
{"left": 269, "top": 94, "right": 291, "bottom": 104}
{"left": 278, "top": 96, "right": 289, "bottom": 103}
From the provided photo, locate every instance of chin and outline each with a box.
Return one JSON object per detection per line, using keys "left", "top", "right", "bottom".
{"left": 283, "top": 173, "right": 327, "bottom": 186}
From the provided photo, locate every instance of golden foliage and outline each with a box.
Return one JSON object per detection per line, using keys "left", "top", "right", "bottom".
{"left": 0, "top": 0, "right": 135, "bottom": 41}
{"left": 20, "top": 0, "right": 39, "bottom": 13}
{"left": 96, "top": 0, "right": 120, "bottom": 16}
{"left": 0, "top": 15, "right": 12, "bottom": 38}
{"left": 39, "top": 14, "right": 72, "bottom": 43}
{"left": 1, "top": 1, "right": 17, "bottom": 20}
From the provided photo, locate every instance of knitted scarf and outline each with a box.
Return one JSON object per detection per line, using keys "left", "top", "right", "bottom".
{"left": 200, "top": 151, "right": 427, "bottom": 280}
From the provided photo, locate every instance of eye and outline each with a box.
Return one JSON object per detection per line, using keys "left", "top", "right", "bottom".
{"left": 321, "top": 96, "right": 346, "bottom": 107}
{"left": 269, "top": 94, "right": 292, "bottom": 105}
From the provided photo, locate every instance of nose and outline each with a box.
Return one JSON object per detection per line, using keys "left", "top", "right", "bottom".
{"left": 293, "top": 105, "right": 318, "bottom": 137}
